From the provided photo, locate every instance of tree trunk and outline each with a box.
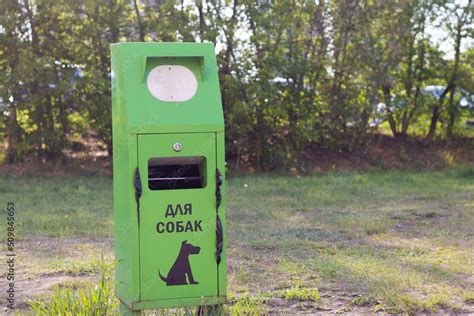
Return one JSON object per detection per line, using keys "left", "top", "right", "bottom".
{"left": 424, "top": 105, "right": 440, "bottom": 144}
{"left": 44, "top": 94, "right": 60, "bottom": 161}
{"left": 424, "top": 81, "right": 454, "bottom": 143}
{"left": 197, "top": 0, "right": 205, "bottom": 41}
{"left": 400, "top": 110, "right": 409, "bottom": 137}
{"left": 108, "top": 0, "right": 120, "bottom": 43}
{"left": 446, "top": 88, "right": 457, "bottom": 138}
{"left": 6, "top": 98, "right": 21, "bottom": 163}
{"left": 446, "top": 1, "right": 470, "bottom": 138}
{"left": 446, "top": 30, "right": 461, "bottom": 138}
{"left": 133, "top": 0, "right": 145, "bottom": 41}
{"left": 382, "top": 83, "right": 399, "bottom": 137}
{"left": 4, "top": 1, "right": 22, "bottom": 163}
{"left": 400, "top": 31, "right": 416, "bottom": 138}
{"left": 25, "top": 0, "right": 45, "bottom": 159}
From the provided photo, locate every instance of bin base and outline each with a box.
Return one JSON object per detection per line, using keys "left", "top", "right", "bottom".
{"left": 131, "top": 295, "right": 226, "bottom": 310}
{"left": 197, "top": 304, "right": 225, "bottom": 316}
{"left": 120, "top": 301, "right": 141, "bottom": 316}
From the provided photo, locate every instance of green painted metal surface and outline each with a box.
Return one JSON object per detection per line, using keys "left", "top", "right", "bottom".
{"left": 111, "top": 42, "right": 226, "bottom": 312}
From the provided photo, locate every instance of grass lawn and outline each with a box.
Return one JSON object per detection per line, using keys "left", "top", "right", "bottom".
{"left": 1, "top": 167, "right": 473, "bottom": 314}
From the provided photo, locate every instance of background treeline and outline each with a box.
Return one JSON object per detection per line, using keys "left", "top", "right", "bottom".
{"left": 1, "top": 0, "right": 473, "bottom": 170}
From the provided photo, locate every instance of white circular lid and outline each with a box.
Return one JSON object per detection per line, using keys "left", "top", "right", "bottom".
{"left": 147, "top": 65, "right": 198, "bottom": 102}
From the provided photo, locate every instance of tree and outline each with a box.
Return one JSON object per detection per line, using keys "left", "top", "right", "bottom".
{"left": 0, "top": 0, "right": 24, "bottom": 162}
{"left": 0, "top": 1, "right": 472, "bottom": 168}
{"left": 425, "top": 0, "right": 473, "bottom": 142}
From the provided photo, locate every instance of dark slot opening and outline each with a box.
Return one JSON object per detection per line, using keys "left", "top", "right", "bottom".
{"left": 148, "top": 156, "right": 206, "bottom": 190}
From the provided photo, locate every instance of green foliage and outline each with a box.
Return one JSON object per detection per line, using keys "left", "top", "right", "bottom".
{"left": 283, "top": 286, "right": 320, "bottom": 302}
{"left": 227, "top": 292, "right": 267, "bottom": 315}
{"left": 28, "top": 259, "right": 117, "bottom": 315}
{"left": 0, "top": 1, "right": 472, "bottom": 168}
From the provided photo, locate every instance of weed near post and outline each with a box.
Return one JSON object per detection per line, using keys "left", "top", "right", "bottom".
{"left": 28, "top": 259, "right": 117, "bottom": 315}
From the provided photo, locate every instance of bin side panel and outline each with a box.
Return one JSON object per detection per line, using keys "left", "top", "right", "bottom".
{"left": 112, "top": 46, "right": 141, "bottom": 304}
{"left": 216, "top": 132, "right": 227, "bottom": 296}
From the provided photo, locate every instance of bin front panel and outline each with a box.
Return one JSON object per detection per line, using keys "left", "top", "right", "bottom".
{"left": 138, "top": 133, "right": 217, "bottom": 301}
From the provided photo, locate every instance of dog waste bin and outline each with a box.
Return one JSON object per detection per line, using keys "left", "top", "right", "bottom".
{"left": 111, "top": 43, "right": 226, "bottom": 315}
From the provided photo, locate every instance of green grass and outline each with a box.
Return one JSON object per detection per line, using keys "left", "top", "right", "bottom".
{"left": 228, "top": 167, "right": 474, "bottom": 313}
{"left": 0, "top": 173, "right": 112, "bottom": 238}
{"left": 227, "top": 292, "right": 268, "bottom": 315}
{"left": 28, "top": 259, "right": 117, "bottom": 315}
{"left": 283, "top": 285, "right": 320, "bottom": 302}
{"left": 1, "top": 167, "right": 473, "bottom": 313}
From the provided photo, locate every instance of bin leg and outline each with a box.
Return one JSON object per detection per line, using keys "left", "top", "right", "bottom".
{"left": 196, "top": 304, "right": 224, "bottom": 316}
{"left": 120, "top": 301, "right": 141, "bottom": 316}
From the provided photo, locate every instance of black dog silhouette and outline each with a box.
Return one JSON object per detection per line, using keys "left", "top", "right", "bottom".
{"left": 159, "top": 240, "right": 200, "bottom": 286}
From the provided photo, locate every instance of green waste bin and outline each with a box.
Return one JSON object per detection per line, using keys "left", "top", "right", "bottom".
{"left": 111, "top": 42, "right": 226, "bottom": 314}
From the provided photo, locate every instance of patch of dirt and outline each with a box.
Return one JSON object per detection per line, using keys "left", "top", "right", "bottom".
{"left": 301, "top": 134, "right": 474, "bottom": 172}
{"left": 2, "top": 238, "right": 113, "bottom": 312}
{"left": 14, "top": 274, "right": 96, "bottom": 309}
{"left": 228, "top": 245, "right": 384, "bottom": 314}
{"left": 263, "top": 287, "right": 377, "bottom": 314}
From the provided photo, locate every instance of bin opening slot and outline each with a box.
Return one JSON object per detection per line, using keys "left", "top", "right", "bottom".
{"left": 148, "top": 156, "right": 206, "bottom": 190}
